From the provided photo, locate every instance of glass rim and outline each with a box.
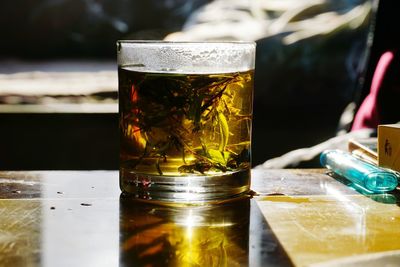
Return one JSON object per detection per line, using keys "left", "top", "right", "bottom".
{"left": 117, "top": 40, "right": 256, "bottom": 46}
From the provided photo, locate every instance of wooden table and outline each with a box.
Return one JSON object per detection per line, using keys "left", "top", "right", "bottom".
{"left": 1, "top": 169, "right": 400, "bottom": 267}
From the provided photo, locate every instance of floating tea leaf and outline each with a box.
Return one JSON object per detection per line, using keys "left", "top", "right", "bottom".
{"left": 119, "top": 67, "right": 253, "bottom": 177}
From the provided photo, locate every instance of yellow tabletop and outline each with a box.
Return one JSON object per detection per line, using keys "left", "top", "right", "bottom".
{"left": 0, "top": 169, "right": 399, "bottom": 266}
{"left": 252, "top": 169, "right": 400, "bottom": 267}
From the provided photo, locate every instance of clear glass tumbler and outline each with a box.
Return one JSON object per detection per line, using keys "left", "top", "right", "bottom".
{"left": 117, "top": 41, "right": 256, "bottom": 203}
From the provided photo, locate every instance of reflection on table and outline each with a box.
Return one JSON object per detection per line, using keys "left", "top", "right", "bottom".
{"left": 120, "top": 197, "right": 250, "bottom": 266}
{"left": 1, "top": 170, "right": 400, "bottom": 267}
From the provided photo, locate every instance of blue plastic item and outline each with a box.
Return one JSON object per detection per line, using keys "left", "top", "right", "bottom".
{"left": 320, "top": 149, "right": 398, "bottom": 193}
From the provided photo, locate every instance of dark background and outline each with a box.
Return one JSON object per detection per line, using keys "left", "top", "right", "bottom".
{"left": 0, "top": 0, "right": 210, "bottom": 59}
{"left": 0, "top": 0, "right": 398, "bottom": 170}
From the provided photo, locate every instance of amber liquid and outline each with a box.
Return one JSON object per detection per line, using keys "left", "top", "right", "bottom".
{"left": 119, "top": 67, "right": 254, "bottom": 201}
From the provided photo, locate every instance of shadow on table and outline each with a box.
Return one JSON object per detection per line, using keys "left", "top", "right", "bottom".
{"left": 119, "top": 197, "right": 293, "bottom": 267}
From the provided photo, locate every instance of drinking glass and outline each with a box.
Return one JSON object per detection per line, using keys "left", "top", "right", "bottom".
{"left": 117, "top": 41, "right": 256, "bottom": 203}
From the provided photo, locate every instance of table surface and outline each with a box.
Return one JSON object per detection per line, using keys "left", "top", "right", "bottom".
{"left": 1, "top": 169, "right": 400, "bottom": 267}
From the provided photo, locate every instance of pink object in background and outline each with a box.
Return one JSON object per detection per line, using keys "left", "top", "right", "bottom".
{"left": 351, "top": 51, "right": 395, "bottom": 130}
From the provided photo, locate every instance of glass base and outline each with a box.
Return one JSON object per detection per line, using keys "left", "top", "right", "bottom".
{"left": 120, "top": 168, "right": 251, "bottom": 204}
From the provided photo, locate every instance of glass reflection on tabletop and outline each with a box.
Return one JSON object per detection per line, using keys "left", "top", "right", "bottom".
{"left": 119, "top": 197, "right": 250, "bottom": 267}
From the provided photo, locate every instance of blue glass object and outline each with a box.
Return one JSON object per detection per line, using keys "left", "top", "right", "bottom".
{"left": 320, "top": 150, "right": 398, "bottom": 193}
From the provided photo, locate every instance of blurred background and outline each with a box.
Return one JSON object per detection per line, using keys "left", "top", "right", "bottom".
{"left": 0, "top": 0, "right": 396, "bottom": 170}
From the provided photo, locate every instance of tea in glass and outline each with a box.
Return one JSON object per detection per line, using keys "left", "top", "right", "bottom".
{"left": 118, "top": 41, "right": 255, "bottom": 202}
